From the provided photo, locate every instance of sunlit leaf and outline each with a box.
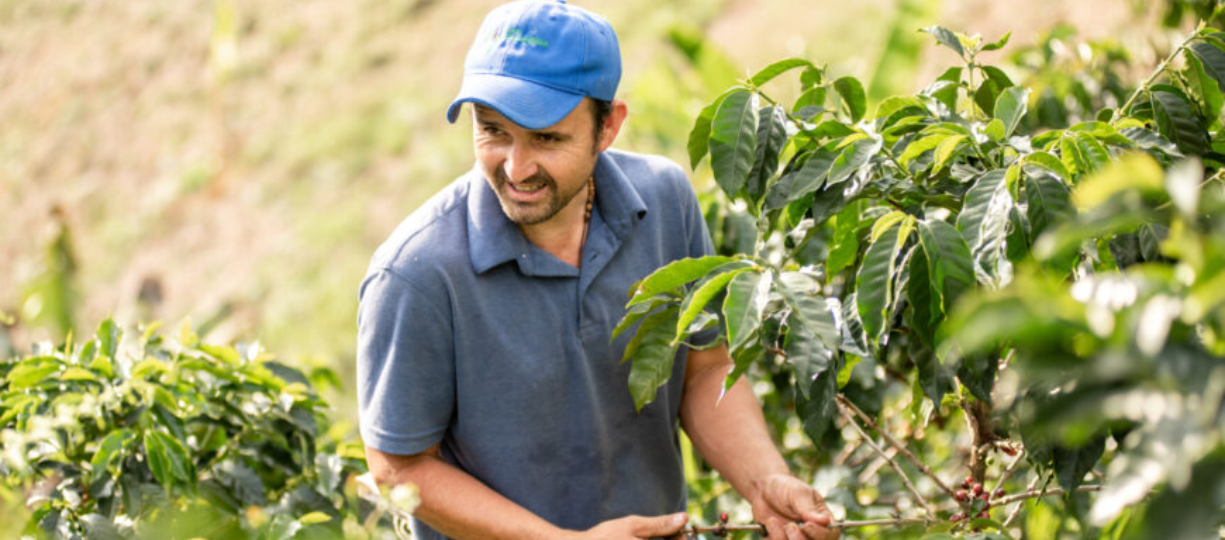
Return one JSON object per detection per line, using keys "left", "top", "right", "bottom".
{"left": 675, "top": 267, "right": 753, "bottom": 343}
{"left": 828, "top": 137, "right": 882, "bottom": 184}
{"left": 709, "top": 89, "right": 760, "bottom": 196}
{"left": 749, "top": 57, "right": 815, "bottom": 87}
{"left": 628, "top": 256, "right": 741, "bottom": 305}
{"left": 724, "top": 270, "right": 772, "bottom": 351}
{"left": 833, "top": 77, "right": 867, "bottom": 123}
{"left": 1071, "top": 152, "right": 1164, "bottom": 211}
{"left": 994, "top": 86, "right": 1030, "bottom": 140}
{"left": 922, "top": 26, "right": 965, "bottom": 58}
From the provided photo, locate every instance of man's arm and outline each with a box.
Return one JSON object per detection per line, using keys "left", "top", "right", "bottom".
{"left": 366, "top": 445, "right": 689, "bottom": 540}
{"left": 679, "top": 344, "right": 840, "bottom": 540}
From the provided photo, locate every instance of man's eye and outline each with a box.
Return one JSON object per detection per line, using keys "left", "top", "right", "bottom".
{"left": 535, "top": 134, "right": 559, "bottom": 143}
{"left": 482, "top": 126, "right": 504, "bottom": 136}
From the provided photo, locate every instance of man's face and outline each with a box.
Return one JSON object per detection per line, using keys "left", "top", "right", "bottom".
{"left": 472, "top": 100, "right": 606, "bottom": 227}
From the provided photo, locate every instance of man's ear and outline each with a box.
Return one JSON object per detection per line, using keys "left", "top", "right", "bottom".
{"left": 596, "top": 100, "right": 629, "bottom": 153}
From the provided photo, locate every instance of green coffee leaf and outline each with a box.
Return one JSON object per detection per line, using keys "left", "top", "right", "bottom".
{"left": 922, "top": 26, "right": 965, "bottom": 58}
{"left": 918, "top": 219, "right": 976, "bottom": 316}
{"left": 994, "top": 86, "right": 1030, "bottom": 140}
{"left": 98, "top": 318, "right": 122, "bottom": 359}
{"left": 144, "top": 430, "right": 193, "bottom": 490}
{"left": 709, "top": 89, "right": 760, "bottom": 196}
{"left": 624, "top": 307, "right": 680, "bottom": 411}
{"left": 780, "top": 289, "right": 840, "bottom": 351}
{"left": 828, "top": 137, "right": 881, "bottom": 184}
{"left": 1023, "top": 151, "right": 1072, "bottom": 182}
{"left": 688, "top": 90, "right": 735, "bottom": 169}
{"left": 1151, "top": 89, "right": 1208, "bottom": 155}
{"left": 898, "top": 133, "right": 949, "bottom": 169}
{"left": 1119, "top": 127, "right": 1182, "bottom": 155}
{"left": 928, "top": 67, "right": 963, "bottom": 112}
{"left": 1072, "top": 152, "right": 1165, "bottom": 211}
{"left": 724, "top": 270, "right": 772, "bottom": 351}
{"left": 796, "top": 361, "right": 839, "bottom": 443}
{"left": 794, "top": 85, "right": 827, "bottom": 111}
{"left": 1189, "top": 42, "right": 1225, "bottom": 98}
{"left": 833, "top": 76, "right": 867, "bottom": 123}
{"left": 984, "top": 119, "right": 1006, "bottom": 142}
{"left": 6, "top": 357, "right": 64, "bottom": 389}
{"left": 957, "top": 169, "right": 1014, "bottom": 283}
{"left": 932, "top": 134, "right": 967, "bottom": 174}
{"left": 749, "top": 57, "right": 815, "bottom": 87}
{"left": 825, "top": 202, "right": 867, "bottom": 281}
{"left": 874, "top": 96, "right": 927, "bottom": 122}
{"left": 981, "top": 30, "right": 1012, "bottom": 51}
{"left": 90, "top": 429, "right": 135, "bottom": 475}
{"left": 1025, "top": 173, "right": 1075, "bottom": 241}
{"left": 1054, "top": 436, "right": 1106, "bottom": 492}
{"left": 764, "top": 150, "right": 836, "bottom": 211}
{"left": 856, "top": 218, "right": 911, "bottom": 344}
{"left": 1059, "top": 132, "right": 1090, "bottom": 177}
{"left": 628, "top": 256, "right": 740, "bottom": 305}
{"left": 1184, "top": 51, "right": 1224, "bottom": 124}
{"left": 1075, "top": 132, "right": 1111, "bottom": 173}
{"left": 1068, "top": 121, "right": 1136, "bottom": 147}
{"left": 785, "top": 319, "right": 832, "bottom": 399}
{"left": 746, "top": 106, "right": 788, "bottom": 204}
{"left": 956, "top": 353, "right": 997, "bottom": 404}
{"left": 675, "top": 267, "right": 754, "bottom": 343}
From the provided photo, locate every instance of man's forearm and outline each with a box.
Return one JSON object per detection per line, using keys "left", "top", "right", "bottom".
{"left": 679, "top": 354, "right": 791, "bottom": 503}
{"left": 367, "top": 447, "right": 570, "bottom": 540}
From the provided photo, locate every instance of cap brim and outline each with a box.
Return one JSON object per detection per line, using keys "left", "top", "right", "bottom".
{"left": 446, "top": 73, "right": 585, "bottom": 130}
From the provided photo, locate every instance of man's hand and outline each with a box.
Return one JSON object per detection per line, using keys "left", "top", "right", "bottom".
{"left": 575, "top": 512, "right": 689, "bottom": 540}
{"left": 750, "top": 474, "right": 839, "bottom": 540}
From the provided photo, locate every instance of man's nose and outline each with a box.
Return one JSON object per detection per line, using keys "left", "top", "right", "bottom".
{"left": 503, "top": 142, "right": 539, "bottom": 182}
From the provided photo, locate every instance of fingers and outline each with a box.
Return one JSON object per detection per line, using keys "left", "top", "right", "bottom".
{"left": 800, "top": 520, "right": 840, "bottom": 540}
{"left": 629, "top": 512, "right": 688, "bottom": 537}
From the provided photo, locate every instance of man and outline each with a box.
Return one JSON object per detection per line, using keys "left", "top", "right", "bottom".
{"left": 357, "top": 2, "right": 839, "bottom": 539}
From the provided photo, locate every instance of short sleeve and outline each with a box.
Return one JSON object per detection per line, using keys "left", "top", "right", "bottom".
{"left": 356, "top": 268, "right": 455, "bottom": 456}
{"left": 676, "top": 168, "right": 720, "bottom": 347}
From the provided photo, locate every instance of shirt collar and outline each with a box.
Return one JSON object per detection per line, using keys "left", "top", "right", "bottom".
{"left": 466, "top": 151, "right": 649, "bottom": 275}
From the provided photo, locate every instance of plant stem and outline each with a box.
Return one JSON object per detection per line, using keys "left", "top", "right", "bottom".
{"left": 685, "top": 517, "right": 937, "bottom": 537}
{"left": 990, "top": 446, "right": 1027, "bottom": 495}
{"left": 1111, "top": 24, "right": 1204, "bottom": 123}
{"left": 836, "top": 400, "right": 937, "bottom": 518}
{"left": 1002, "top": 473, "right": 1043, "bottom": 528}
{"left": 995, "top": 485, "right": 1103, "bottom": 507}
{"left": 836, "top": 395, "right": 960, "bottom": 499}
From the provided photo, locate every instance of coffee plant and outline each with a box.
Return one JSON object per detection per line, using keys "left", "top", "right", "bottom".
{"left": 619, "top": 23, "right": 1225, "bottom": 539}
{"left": 0, "top": 319, "right": 402, "bottom": 540}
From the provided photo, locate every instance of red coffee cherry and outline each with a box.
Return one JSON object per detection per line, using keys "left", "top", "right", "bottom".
{"left": 994, "top": 489, "right": 1006, "bottom": 499}
{"left": 950, "top": 513, "right": 964, "bottom": 523}
{"left": 719, "top": 512, "right": 729, "bottom": 524}
{"left": 979, "top": 511, "right": 990, "bottom": 519}
{"left": 972, "top": 484, "right": 984, "bottom": 496}
{"left": 955, "top": 490, "right": 968, "bottom": 502}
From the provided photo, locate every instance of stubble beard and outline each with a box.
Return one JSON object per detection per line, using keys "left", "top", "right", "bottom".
{"left": 491, "top": 167, "right": 588, "bottom": 226}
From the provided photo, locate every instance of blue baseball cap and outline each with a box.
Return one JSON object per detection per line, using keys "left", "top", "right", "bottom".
{"left": 446, "top": 0, "right": 621, "bottom": 130}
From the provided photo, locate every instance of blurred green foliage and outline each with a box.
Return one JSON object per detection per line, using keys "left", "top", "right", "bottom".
{"left": 0, "top": 319, "right": 385, "bottom": 539}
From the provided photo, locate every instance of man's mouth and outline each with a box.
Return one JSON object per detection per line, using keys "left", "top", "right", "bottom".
{"left": 508, "top": 181, "right": 547, "bottom": 194}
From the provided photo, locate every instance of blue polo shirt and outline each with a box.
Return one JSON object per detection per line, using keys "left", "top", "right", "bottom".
{"left": 357, "top": 149, "right": 714, "bottom": 539}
